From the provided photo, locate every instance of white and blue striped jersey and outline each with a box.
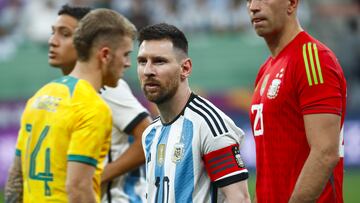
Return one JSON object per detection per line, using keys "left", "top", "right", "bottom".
{"left": 142, "top": 93, "right": 248, "bottom": 203}
{"left": 101, "top": 79, "right": 149, "bottom": 203}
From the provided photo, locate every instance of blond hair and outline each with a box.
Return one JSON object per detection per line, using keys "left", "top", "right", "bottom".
{"left": 74, "top": 8, "right": 136, "bottom": 61}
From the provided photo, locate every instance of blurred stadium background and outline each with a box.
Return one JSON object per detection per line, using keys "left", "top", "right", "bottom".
{"left": 0, "top": 0, "right": 359, "bottom": 202}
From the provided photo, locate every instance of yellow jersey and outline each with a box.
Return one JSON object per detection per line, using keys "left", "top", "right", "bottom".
{"left": 15, "top": 76, "right": 112, "bottom": 202}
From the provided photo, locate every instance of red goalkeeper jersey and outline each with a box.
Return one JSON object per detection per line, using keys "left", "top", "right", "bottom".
{"left": 249, "top": 31, "right": 346, "bottom": 203}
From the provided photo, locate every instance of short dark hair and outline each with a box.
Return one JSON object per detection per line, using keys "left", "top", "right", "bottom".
{"left": 74, "top": 8, "right": 137, "bottom": 61}
{"left": 58, "top": 4, "right": 91, "bottom": 21}
{"left": 138, "top": 23, "right": 188, "bottom": 55}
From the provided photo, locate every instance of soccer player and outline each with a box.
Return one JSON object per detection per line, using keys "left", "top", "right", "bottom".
{"left": 5, "top": 8, "right": 137, "bottom": 203}
{"left": 137, "top": 23, "right": 250, "bottom": 203}
{"left": 247, "top": 0, "right": 347, "bottom": 202}
{"left": 47, "top": 5, "right": 152, "bottom": 202}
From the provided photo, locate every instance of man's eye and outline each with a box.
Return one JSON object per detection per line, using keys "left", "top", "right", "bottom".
{"left": 154, "top": 60, "right": 166, "bottom": 65}
{"left": 138, "top": 60, "right": 147, "bottom": 65}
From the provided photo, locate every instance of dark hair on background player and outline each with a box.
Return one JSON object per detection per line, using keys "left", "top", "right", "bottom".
{"left": 58, "top": 4, "right": 91, "bottom": 20}
{"left": 138, "top": 23, "right": 188, "bottom": 55}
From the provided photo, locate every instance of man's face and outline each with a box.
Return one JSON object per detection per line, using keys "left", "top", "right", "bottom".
{"left": 48, "top": 14, "right": 78, "bottom": 71}
{"left": 247, "top": 0, "right": 289, "bottom": 37}
{"left": 137, "top": 39, "right": 183, "bottom": 104}
{"left": 103, "top": 36, "right": 133, "bottom": 87}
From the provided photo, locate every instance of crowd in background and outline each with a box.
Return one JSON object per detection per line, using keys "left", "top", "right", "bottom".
{"left": 0, "top": 0, "right": 359, "bottom": 112}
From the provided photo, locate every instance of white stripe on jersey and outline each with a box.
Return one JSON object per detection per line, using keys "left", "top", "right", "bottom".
{"left": 142, "top": 93, "right": 247, "bottom": 203}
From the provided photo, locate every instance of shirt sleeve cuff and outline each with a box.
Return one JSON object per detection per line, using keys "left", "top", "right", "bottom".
{"left": 67, "top": 154, "right": 98, "bottom": 167}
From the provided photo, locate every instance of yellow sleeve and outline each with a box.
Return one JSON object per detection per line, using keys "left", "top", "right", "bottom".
{"left": 15, "top": 108, "right": 32, "bottom": 157}
{"left": 15, "top": 127, "right": 25, "bottom": 157}
{"left": 67, "top": 101, "right": 112, "bottom": 167}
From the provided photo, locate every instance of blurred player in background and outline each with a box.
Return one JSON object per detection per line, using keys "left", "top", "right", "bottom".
{"left": 5, "top": 8, "right": 136, "bottom": 203}
{"left": 247, "top": 0, "right": 347, "bottom": 202}
{"left": 137, "top": 23, "right": 250, "bottom": 203}
{"left": 47, "top": 5, "right": 152, "bottom": 202}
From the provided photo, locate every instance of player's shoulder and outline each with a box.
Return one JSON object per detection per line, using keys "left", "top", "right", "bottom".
{"left": 185, "top": 93, "right": 232, "bottom": 137}
{"left": 28, "top": 76, "right": 80, "bottom": 105}
{"left": 294, "top": 32, "right": 342, "bottom": 71}
{"left": 100, "top": 79, "right": 136, "bottom": 101}
{"left": 63, "top": 78, "right": 111, "bottom": 113}
{"left": 293, "top": 31, "right": 336, "bottom": 60}
{"left": 51, "top": 75, "right": 81, "bottom": 96}
{"left": 147, "top": 116, "right": 161, "bottom": 128}
{"left": 142, "top": 116, "right": 161, "bottom": 136}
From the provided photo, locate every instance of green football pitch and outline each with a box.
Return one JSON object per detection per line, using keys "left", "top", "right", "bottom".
{"left": 1, "top": 169, "right": 359, "bottom": 202}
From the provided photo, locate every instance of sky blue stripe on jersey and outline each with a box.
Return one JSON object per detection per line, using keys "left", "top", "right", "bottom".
{"left": 124, "top": 173, "right": 142, "bottom": 203}
{"left": 145, "top": 128, "right": 157, "bottom": 172}
{"left": 155, "top": 126, "right": 171, "bottom": 203}
{"left": 175, "top": 118, "right": 194, "bottom": 203}
{"left": 126, "top": 132, "right": 143, "bottom": 201}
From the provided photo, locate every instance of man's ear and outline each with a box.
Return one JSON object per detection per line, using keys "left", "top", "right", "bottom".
{"left": 287, "top": 0, "right": 299, "bottom": 14}
{"left": 180, "top": 58, "right": 192, "bottom": 80}
{"left": 98, "top": 46, "right": 111, "bottom": 65}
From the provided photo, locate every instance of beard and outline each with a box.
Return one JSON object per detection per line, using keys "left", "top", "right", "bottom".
{"left": 103, "top": 58, "right": 120, "bottom": 88}
{"left": 143, "top": 78, "right": 179, "bottom": 104}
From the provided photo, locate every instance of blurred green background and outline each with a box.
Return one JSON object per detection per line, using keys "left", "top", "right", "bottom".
{"left": 0, "top": 33, "right": 269, "bottom": 100}
{"left": 1, "top": 0, "right": 359, "bottom": 202}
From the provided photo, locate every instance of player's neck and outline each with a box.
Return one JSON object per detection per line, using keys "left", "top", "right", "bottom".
{"left": 265, "top": 19, "right": 303, "bottom": 58}
{"left": 158, "top": 85, "right": 192, "bottom": 124}
{"left": 69, "top": 60, "right": 102, "bottom": 91}
{"left": 60, "top": 64, "right": 75, "bottom": 76}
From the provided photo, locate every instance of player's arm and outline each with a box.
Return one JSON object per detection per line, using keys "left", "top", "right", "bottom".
{"left": 66, "top": 162, "right": 97, "bottom": 203}
{"left": 67, "top": 100, "right": 112, "bottom": 203}
{"left": 204, "top": 143, "right": 250, "bottom": 203}
{"left": 201, "top": 119, "right": 250, "bottom": 203}
{"left": 101, "top": 116, "right": 152, "bottom": 184}
{"left": 5, "top": 156, "right": 23, "bottom": 203}
{"left": 220, "top": 179, "right": 251, "bottom": 203}
{"left": 253, "top": 188, "right": 257, "bottom": 203}
{"left": 289, "top": 113, "right": 341, "bottom": 203}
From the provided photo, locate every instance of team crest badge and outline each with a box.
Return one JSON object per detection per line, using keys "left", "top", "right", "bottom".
{"left": 267, "top": 68, "right": 284, "bottom": 99}
{"left": 260, "top": 74, "right": 270, "bottom": 96}
{"left": 157, "top": 144, "right": 166, "bottom": 165}
{"left": 172, "top": 143, "right": 184, "bottom": 163}
{"left": 232, "top": 146, "right": 245, "bottom": 168}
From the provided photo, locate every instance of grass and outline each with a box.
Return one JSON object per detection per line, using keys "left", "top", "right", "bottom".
{"left": 344, "top": 168, "right": 360, "bottom": 203}
{"left": 0, "top": 169, "right": 359, "bottom": 202}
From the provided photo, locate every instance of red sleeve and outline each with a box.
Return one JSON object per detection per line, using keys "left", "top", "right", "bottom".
{"left": 203, "top": 144, "right": 248, "bottom": 187}
{"left": 295, "top": 42, "right": 346, "bottom": 115}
